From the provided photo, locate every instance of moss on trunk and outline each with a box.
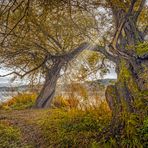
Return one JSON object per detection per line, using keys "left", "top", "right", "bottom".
{"left": 106, "top": 57, "right": 148, "bottom": 113}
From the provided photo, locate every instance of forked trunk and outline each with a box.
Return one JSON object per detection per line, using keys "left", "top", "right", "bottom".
{"left": 34, "top": 43, "right": 88, "bottom": 108}
{"left": 105, "top": 1, "right": 148, "bottom": 114}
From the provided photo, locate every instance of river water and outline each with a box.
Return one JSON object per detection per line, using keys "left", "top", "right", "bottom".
{"left": 0, "top": 77, "right": 27, "bottom": 102}
{"left": 0, "top": 77, "right": 115, "bottom": 103}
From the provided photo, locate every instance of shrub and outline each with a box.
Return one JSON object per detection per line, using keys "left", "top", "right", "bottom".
{"left": 52, "top": 96, "right": 80, "bottom": 109}
{"left": 38, "top": 99, "right": 148, "bottom": 147}
{"left": 100, "top": 112, "right": 148, "bottom": 148}
{"left": 38, "top": 101, "right": 111, "bottom": 147}
{"left": 0, "top": 93, "right": 37, "bottom": 110}
{"left": 139, "top": 116, "right": 148, "bottom": 148}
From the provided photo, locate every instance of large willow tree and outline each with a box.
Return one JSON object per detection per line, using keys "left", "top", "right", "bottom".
{"left": 0, "top": 0, "right": 147, "bottom": 112}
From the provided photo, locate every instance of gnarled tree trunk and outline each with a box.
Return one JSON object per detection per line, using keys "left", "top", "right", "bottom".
{"left": 106, "top": 58, "right": 148, "bottom": 114}
{"left": 105, "top": 0, "right": 148, "bottom": 114}
{"left": 34, "top": 43, "right": 89, "bottom": 108}
{"left": 35, "top": 59, "right": 65, "bottom": 108}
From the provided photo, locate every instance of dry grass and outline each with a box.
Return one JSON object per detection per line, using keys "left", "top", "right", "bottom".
{"left": 0, "top": 92, "right": 147, "bottom": 148}
{"left": 0, "top": 93, "right": 37, "bottom": 110}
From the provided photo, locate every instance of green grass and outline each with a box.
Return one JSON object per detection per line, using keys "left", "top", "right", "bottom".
{"left": 37, "top": 102, "right": 111, "bottom": 147}
{"left": 0, "top": 122, "right": 22, "bottom": 148}
{"left": 37, "top": 107, "right": 148, "bottom": 148}
{"left": 0, "top": 94, "right": 147, "bottom": 148}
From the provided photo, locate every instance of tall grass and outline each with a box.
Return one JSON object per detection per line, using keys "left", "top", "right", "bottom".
{"left": 0, "top": 93, "right": 37, "bottom": 110}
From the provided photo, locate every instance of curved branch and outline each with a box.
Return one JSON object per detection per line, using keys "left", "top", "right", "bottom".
{"left": 0, "top": 55, "right": 48, "bottom": 78}
{"left": 53, "top": 42, "right": 118, "bottom": 63}
{"left": 93, "top": 45, "right": 118, "bottom": 63}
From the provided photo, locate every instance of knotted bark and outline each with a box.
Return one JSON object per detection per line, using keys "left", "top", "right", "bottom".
{"left": 105, "top": 0, "right": 148, "bottom": 114}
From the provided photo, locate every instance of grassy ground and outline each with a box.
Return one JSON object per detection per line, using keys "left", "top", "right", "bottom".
{"left": 0, "top": 93, "right": 148, "bottom": 148}
{"left": 0, "top": 109, "right": 48, "bottom": 148}
{"left": 0, "top": 106, "right": 111, "bottom": 148}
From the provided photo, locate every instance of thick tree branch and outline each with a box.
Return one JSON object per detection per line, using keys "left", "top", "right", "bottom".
{"left": 48, "top": 42, "right": 118, "bottom": 63}
{"left": 94, "top": 45, "right": 118, "bottom": 63}
{"left": 128, "top": 0, "right": 137, "bottom": 14}
{"left": 65, "top": 42, "right": 89, "bottom": 60}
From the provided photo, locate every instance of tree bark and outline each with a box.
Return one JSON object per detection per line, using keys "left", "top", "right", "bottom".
{"left": 106, "top": 58, "right": 148, "bottom": 114}
{"left": 34, "top": 59, "right": 65, "bottom": 108}
{"left": 105, "top": 1, "right": 148, "bottom": 114}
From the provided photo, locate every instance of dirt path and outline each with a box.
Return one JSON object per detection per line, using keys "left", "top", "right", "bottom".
{"left": 0, "top": 110, "right": 48, "bottom": 148}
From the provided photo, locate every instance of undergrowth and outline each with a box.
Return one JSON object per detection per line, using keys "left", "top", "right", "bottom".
{"left": 37, "top": 104, "right": 148, "bottom": 148}
{"left": 0, "top": 93, "right": 37, "bottom": 110}
{"left": 0, "top": 94, "right": 147, "bottom": 148}
{"left": 38, "top": 101, "right": 111, "bottom": 147}
{"left": 0, "top": 121, "right": 23, "bottom": 148}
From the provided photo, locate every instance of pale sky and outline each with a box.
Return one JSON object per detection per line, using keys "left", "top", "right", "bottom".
{"left": 0, "top": 67, "right": 117, "bottom": 87}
